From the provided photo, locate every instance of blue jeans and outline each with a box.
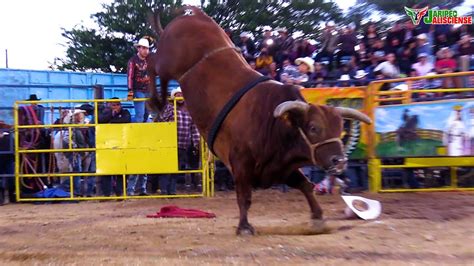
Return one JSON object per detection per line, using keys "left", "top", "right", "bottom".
{"left": 160, "top": 148, "right": 187, "bottom": 195}
{"left": 127, "top": 175, "right": 147, "bottom": 195}
{"left": 133, "top": 91, "right": 149, "bottom": 123}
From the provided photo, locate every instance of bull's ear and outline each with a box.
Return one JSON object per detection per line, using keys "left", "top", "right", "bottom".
{"left": 273, "top": 100, "right": 309, "bottom": 127}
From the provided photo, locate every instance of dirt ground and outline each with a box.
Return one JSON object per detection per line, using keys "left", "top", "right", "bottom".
{"left": 0, "top": 190, "right": 473, "bottom": 265}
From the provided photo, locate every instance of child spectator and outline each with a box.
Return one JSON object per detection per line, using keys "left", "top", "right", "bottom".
{"left": 412, "top": 53, "right": 434, "bottom": 77}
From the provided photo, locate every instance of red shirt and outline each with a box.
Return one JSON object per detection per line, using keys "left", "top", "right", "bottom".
{"left": 127, "top": 54, "right": 150, "bottom": 92}
{"left": 435, "top": 59, "right": 457, "bottom": 71}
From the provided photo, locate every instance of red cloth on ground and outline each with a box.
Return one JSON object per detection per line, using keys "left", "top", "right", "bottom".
{"left": 146, "top": 205, "right": 216, "bottom": 218}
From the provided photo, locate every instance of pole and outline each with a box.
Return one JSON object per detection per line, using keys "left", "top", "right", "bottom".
{"left": 5, "top": 49, "right": 8, "bottom": 68}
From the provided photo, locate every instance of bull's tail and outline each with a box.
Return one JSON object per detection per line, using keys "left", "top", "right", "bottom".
{"left": 147, "top": 10, "right": 164, "bottom": 37}
{"left": 146, "top": 75, "right": 168, "bottom": 113}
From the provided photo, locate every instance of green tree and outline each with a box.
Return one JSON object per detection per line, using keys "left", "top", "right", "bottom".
{"left": 53, "top": 0, "right": 343, "bottom": 73}
{"left": 52, "top": 0, "right": 181, "bottom": 73}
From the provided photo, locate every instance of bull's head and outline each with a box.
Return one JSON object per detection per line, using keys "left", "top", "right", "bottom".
{"left": 274, "top": 100, "right": 371, "bottom": 175}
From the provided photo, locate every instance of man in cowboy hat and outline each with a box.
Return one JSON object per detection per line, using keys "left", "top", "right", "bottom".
{"left": 25, "top": 94, "right": 45, "bottom": 124}
{"left": 127, "top": 37, "right": 151, "bottom": 123}
{"left": 157, "top": 87, "right": 201, "bottom": 194}
{"left": 281, "top": 57, "right": 314, "bottom": 86}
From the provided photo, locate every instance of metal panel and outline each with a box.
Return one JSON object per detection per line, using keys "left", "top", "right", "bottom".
{"left": 95, "top": 123, "right": 178, "bottom": 174}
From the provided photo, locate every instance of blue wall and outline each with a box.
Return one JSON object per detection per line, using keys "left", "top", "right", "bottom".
{"left": 0, "top": 68, "right": 179, "bottom": 124}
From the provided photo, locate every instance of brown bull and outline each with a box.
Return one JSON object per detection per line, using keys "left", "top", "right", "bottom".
{"left": 147, "top": 6, "right": 371, "bottom": 235}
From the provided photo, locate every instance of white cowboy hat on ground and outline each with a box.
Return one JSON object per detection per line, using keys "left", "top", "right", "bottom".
{"left": 134, "top": 38, "right": 150, "bottom": 48}
{"left": 295, "top": 57, "right": 315, "bottom": 73}
{"left": 354, "top": 70, "right": 368, "bottom": 79}
{"left": 339, "top": 74, "right": 351, "bottom": 81}
{"left": 171, "top": 87, "right": 182, "bottom": 100}
{"left": 342, "top": 195, "right": 382, "bottom": 220}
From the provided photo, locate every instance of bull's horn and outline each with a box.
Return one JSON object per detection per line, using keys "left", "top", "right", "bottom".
{"left": 336, "top": 107, "right": 372, "bottom": 124}
{"left": 273, "top": 100, "right": 310, "bottom": 118}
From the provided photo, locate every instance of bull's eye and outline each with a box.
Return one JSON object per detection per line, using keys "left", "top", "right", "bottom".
{"left": 309, "top": 126, "right": 319, "bottom": 134}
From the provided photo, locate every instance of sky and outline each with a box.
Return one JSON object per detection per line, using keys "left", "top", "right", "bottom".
{"left": 0, "top": 0, "right": 470, "bottom": 71}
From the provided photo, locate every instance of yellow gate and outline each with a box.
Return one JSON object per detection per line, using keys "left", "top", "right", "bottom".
{"left": 14, "top": 98, "right": 214, "bottom": 201}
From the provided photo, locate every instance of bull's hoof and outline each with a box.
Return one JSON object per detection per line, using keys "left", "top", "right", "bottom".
{"left": 309, "top": 219, "right": 330, "bottom": 234}
{"left": 236, "top": 224, "right": 256, "bottom": 236}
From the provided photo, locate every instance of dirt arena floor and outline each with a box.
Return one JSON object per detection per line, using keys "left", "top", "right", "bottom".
{"left": 0, "top": 190, "right": 473, "bottom": 265}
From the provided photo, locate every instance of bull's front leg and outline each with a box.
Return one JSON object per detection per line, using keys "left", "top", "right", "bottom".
{"left": 286, "top": 170, "right": 328, "bottom": 233}
{"left": 235, "top": 177, "right": 255, "bottom": 235}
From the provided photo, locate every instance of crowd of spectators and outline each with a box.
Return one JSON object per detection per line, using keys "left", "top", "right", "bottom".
{"left": 230, "top": 20, "right": 474, "bottom": 101}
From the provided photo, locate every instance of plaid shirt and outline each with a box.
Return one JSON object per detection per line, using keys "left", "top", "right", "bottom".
{"left": 159, "top": 103, "right": 200, "bottom": 149}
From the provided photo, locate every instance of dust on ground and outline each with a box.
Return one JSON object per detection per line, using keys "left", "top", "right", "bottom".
{"left": 0, "top": 190, "right": 473, "bottom": 265}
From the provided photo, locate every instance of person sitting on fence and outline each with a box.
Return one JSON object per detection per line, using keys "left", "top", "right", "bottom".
{"left": 98, "top": 98, "right": 134, "bottom": 197}
{"left": 157, "top": 88, "right": 201, "bottom": 194}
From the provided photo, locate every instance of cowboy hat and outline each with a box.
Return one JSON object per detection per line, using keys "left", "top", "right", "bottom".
{"left": 262, "top": 26, "right": 272, "bottom": 32}
{"left": 354, "top": 70, "right": 368, "bottom": 79}
{"left": 134, "top": 38, "right": 150, "bottom": 48}
{"left": 339, "top": 74, "right": 351, "bottom": 81}
{"left": 276, "top": 27, "right": 288, "bottom": 33}
{"left": 171, "top": 87, "right": 182, "bottom": 100}
{"left": 295, "top": 57, "right": 315, "bottom": 73}
{"left": 26, "top": 94, "right": 41, "bottom": 101}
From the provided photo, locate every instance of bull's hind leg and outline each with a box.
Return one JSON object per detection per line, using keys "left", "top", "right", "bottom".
{"left": 286, "top": 170, "right": 328, "bottom": 233}
{"left": 235, "top": 179, "right": 255, "bottom": 235}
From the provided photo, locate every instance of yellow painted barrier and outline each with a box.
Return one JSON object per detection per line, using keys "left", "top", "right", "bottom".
{"left": 14, "top": 97, "right": 214, "bottom": 201}
{"left": 366, "top": 71, "right": 474, "bottom": 192}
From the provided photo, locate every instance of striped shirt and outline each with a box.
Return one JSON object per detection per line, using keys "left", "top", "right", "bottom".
{"left": 159, "top": 103, "right": 200, "bottom": 149}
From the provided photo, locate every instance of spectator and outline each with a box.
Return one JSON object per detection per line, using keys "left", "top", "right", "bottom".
{"left": 336, "top": 25, "right": 358, "bottom": 67}
{"left": 338, "top": 74, "right": 353, "bottom": 87}
{"left": 354, "top": 69, "right": 369, "bottom": 86}
{"left": 402, "top": 20, "right": 417, "bottom": 44}
{"left": 363, "top": 22, "right": 380, "bottom": 48}
{"left": 436, "top": 47, "right": 460, "bottom": 89}
{"left": 290, "top": 39, "right": 315, "bottom": 61}
{"left": 237, "top": 32, "right": 257, "bottom": 62}
{"left": 98, "top": 98, "right": 133, "bottom": 197}
{"left": 334, "top": 63, "right": 356, "bottom": 81}
{"left": 416, "top": 33, "right": 433, "bottom": 60}
{"left": 280, "top": 60, "right": 299, "bottom": 84}
{"left": 255, "top": 47, "right": 273, "bottom": 73}
{"left": 266, "top": 62, "right": 281, "bottom": 81}
{"left": 309, "top": 62, "right": 328, "bottom": 84}
{"left": 457, "top": 34, "right": 473, "bottom": 57}
{"left": 127, "top": 37, "right": 151, "bottom": 123}
{"left": 315, "top": 21, "right": 338, "bottom": 70}
{"left": 369, "top": 38, "right": 386, "bottom": 62}
{"left": 158, "top": 88, "right": 200, "bottom": 194}
{"left": 54, "top": 109, "right": 89, "bottom": 196}
{"left": 412, "top": 53, "right": 434, "bottom": 77}
{"left": 274, "top": 27, "right": 294, "bottom": 65}
{"left": 0, "top": 122, "right": 14, "bottom": 204}
{"left": 355, "top": 42, "right": 371, "bottom": 69}
{"left": 385, "top": 38, "right": 401, "bottom": 55}
{"left": 25, "top": 94, "right": 45, "bottom": 125}
{"left": 434, "top": 32, "right": 450, "bottom": 54}
{"left": 374, "top": 53, "right": 400, "bottom": 79}
{"left": 281, "top": 57, "right": 314, "bottom": 86}
{"left": 386, "top": 21, "right": 404, "bottom": 48}
{"left": 398, "top": 48, "right": 413, "bottom": 76}
{"left": 257, "top": 26, "right": 277, "bottom": 56}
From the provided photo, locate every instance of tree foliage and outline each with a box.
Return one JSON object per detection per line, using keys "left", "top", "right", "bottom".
{"left": 52, "top": 0, "right": 342, "bottom": 73}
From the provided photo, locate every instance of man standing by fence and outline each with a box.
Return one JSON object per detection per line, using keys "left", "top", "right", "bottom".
{"left": 157, "top": 88, "right": 201, "bottom": 194}
{"left": 127, "top": 37, "right": 151, "bottom": 123}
